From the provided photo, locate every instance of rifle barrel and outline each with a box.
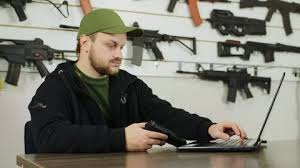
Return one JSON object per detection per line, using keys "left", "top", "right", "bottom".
{"left": 276, "top": 43, "right": 300, "bottom": 53}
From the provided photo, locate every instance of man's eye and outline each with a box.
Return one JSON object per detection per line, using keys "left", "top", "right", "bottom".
{"left": 108, "top": 44, "right": 116, "bottom": 48}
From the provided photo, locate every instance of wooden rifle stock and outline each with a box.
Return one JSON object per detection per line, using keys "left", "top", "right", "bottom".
{"left": 80, "top": 0, "right": 92, "bottom": 15}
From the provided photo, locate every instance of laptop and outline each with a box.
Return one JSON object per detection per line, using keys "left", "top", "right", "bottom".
{"left": 177, "top": 72, "right": 285, "bottom": 152}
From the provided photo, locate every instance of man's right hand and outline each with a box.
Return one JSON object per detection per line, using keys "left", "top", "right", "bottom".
{"left": 125, "top": 122, "right": 168, "bottom": 152}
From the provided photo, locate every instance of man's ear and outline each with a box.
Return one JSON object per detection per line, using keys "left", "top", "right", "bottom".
{"left": 79, "top": 35, "right": 91, "bottom": 53}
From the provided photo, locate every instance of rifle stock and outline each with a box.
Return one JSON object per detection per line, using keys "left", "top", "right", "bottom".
{"left": 250, "top": 76, "right": 271, "bottom": 94}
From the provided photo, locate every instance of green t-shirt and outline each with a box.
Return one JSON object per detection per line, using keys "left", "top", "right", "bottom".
{"left": 74, "top": 64, "right": 110, "bottom": 119}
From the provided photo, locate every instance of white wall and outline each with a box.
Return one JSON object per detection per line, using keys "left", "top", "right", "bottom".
{"left": 0, "top": 0, "right": 300, "bottom": 167}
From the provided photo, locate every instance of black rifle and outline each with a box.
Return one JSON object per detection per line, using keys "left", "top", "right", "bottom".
{"left": 240, "top": 0, "right": 300, "bottom": 35}
{"left": 168, "top": 0, "right": 229, "bottom": 12}
{"left": 0, "top": 0, "right": 32, "bottom": 21}
{"left": 128, "top": 22, "right": 197, "bottom": 66}
{"left": 0, "top": 38, "right": 73, "bottom": 85}
{"left": 207, "top": 9, "right": 266, "bottom": 36}
{"left": 177, "top": 65, "right": 271, "bottom": 102}
{"left": 59, "top": 23, "right": 197, "bottom": 66}
{"left": 218, "top": 40, "right": 300, "bottom": 62}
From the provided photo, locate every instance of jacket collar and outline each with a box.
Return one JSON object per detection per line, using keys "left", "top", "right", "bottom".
{"left": 52, "top": 61, "right": 137, "bottom": 93}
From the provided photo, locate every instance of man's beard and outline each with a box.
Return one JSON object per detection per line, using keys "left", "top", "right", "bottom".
{"left": 89, "top": 47, "right": 121, "bottom": 76}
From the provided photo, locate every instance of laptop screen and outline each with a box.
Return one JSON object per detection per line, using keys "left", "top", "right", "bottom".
{"left": 255, "top": 72, "right": 285, "bottom": 142}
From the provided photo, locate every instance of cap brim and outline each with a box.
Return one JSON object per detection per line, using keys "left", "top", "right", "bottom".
{"left": 102, "top": 26, "right": 143, "bottom": 37}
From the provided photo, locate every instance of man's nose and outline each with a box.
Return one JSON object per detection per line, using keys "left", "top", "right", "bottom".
{"left": 113, "top": 48, "right": 123, "bottom": 59}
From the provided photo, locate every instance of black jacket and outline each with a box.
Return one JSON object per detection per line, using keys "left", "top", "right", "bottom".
{"left": 29, "top": 61, "right": 213, "bottom": 153}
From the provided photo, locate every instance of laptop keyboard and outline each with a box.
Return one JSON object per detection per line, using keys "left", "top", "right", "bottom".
{"left": 214, "top": 139, "right": 255, "bottom": 147}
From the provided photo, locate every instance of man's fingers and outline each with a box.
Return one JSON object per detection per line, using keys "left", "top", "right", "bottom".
{"left": 147, "top": 139, "right": 164, "bottom": 146}
{"left": 244, "top": 131, "right": 248, "bottom": 139}
{"left": 216, "top": 132, "right": 230, "bottom": 140}
{"left": 209, "top": 122, "right": 248, "bottom": 142}
{"left": 136, "top": 145, "right": 152, "bottom": 152}
{"left": 159, "top": 140, "right": 166, "bottom": 146}
{"left": 135, "top": 122, "right": 146, "bottom": 128}
{"left": 242, "top": 127, "right": 247, "bottom": 138}
{"left": 146, "top": 144, "right": 153, "bottom": 150}
{"left": 238, "top": 126, "right": 246, "bottom": 139}
{"left": 145, "top": 130, "right": 168, "bottom": 140}
{"left": 227, "top": 123, "right": 247, "bottom": 139}
{"left": 225, "top": 129, "right": 236, "bottom": 136}
{"left": 238, "top": 126, "right": 247, "bottom": 142}
{"left": 228, "top": 124, "right": 241, "bottom": 137}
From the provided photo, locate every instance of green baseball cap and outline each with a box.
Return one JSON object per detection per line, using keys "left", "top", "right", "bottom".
{"left": 77, "top": 8, "right": 143, "bottom": 40}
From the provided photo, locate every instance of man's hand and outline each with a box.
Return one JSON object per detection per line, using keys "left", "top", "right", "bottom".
{"left": 125, "top": 122, "right": 168, "bottom": 152}
{"left": 208, "top": 121, "right": 247, "bottom": 141}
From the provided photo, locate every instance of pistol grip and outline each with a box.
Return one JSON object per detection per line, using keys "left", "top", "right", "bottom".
{"left": 264, "top": 50, "right": 275, "bottom": 62}
{"left": 10, "top": 0, "right": 27, "bottom": 21}
{"left": 151, "top": 42, "right": 164, "bottom": 60}
{"left": 243, "top": 85, "right": 253, "bottom": 99}
{"left": 280, "top": 11, "right": 292, "bottom": 35}
{"left": 34, "top": 60, "right": 49, "bottom": 77}
{"left": 265, "top": 8, "right": 276, "bottom": 21}
{"left": 167, "top": 0, "right": 178, "bottom": 12}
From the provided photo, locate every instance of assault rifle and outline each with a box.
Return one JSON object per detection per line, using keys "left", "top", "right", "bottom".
{"left": 240, "top": 0, "right": 300, "bottom": 35}
{"left": 0, "top": 38, "right": 73, "bottom": 85}
{"left": 207, "top": 9, "right": 266, "bottom": 36}
{"left": 177, "top": 64, "right": 271, "bottom": 102}
{"left": 59, "top": 23, "right": 197, "bottom": 66}
{"left": 0, "top": 0, "right": 32, "bottom": 21}
{"left": 168, "top": 0, "right": 230, "bottom": 26}
{"left": 218, "top": 40, "right": 300, "bottom": 62}
{"left": 128, "top": 22, "right": 197, "bottom": 66}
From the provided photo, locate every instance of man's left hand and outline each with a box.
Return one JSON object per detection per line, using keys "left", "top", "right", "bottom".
{"left": 208, "top": 121, "right": 247, "bottom": 141}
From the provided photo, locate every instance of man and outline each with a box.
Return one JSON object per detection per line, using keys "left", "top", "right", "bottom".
{"left": 28, "top": 9, "right": 246, "bottom": 153}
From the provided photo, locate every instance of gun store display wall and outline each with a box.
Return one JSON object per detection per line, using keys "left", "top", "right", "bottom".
{"left": 0, "top": 0, "right": 300, "bottom": 167}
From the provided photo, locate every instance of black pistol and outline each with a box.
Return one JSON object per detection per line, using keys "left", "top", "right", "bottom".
{"left": 145, "top": 120, "right": 187, "bottom": 147}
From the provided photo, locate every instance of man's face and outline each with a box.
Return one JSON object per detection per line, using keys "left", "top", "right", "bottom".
{"left": 88, "top": 32, "right": 126, "bottom": 76}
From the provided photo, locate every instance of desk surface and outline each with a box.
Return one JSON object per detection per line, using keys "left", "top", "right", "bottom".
{"left": 17, "top": 140, "right": 300, "bottom": 168}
